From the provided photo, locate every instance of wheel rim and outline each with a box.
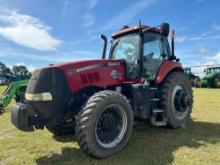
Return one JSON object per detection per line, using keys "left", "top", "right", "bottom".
{"left": 171, "top": 84, "right": 190, "bottom": 120}
{"left": 95, "top": 104, "right": 127, "bottom": 148}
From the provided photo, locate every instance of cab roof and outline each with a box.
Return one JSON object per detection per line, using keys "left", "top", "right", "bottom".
{"left": 206, "top": 66, "right": 220, "bottom": 70}
{"left": 112, "top": 25, "right": 160, "bottom": 38}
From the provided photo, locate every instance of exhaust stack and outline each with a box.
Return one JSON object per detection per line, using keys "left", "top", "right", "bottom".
{"left": 101, "top": 34, "right": 107, "bottom": 59}
{"left": 171, "top": 30, "right": 175, "bottom": 57}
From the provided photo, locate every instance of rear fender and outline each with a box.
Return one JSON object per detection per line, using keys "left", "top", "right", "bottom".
{"left": 155, "top": 61, "right": 183, "bottom": 85}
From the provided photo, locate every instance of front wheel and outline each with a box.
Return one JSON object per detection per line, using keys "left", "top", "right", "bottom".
{"left": 75, "top": 90, "right": 133, "bottom": 158}
{"left": 160, "top": 72, "right": 193, "bottom": 128}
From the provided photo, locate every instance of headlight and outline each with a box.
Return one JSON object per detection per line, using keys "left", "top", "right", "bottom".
{"left": 25, "top": 92, "right": 53, "bottom": 101}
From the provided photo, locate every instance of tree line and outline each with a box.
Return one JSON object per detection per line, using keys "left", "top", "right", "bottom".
{"left": 0, "top": 62, "right": 31, "bottom": 79}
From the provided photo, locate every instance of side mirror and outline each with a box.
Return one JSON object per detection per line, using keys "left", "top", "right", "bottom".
{"left": 160, "top": 23, "right": 169, "bottom": 37}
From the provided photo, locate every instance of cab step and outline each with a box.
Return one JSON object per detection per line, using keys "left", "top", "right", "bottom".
{"left": 152, "top": 109, "right": 163, "bottom": 113}
{"left": 150, "top": 87, "right": 159, "bottom": 102}
{"left": 150, "top": 98, "right": 159, "bottom": 101}
{"left": 150, "top": 87, "right": 158, "bottom": 90}
{"left": 151, "top": 119, "right": 167, "bottom": 126}
{"left": 151, "top": 109, "right": 167, "bottom": 126}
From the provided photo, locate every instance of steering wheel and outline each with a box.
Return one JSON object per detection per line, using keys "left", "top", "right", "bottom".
{"left": 126, "top": 61, "right": 139, "bottom": 79}
{"left": 125, "top": 48, "right": 136, "bottom": 62}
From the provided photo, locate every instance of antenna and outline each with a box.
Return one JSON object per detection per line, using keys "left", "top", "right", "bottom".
{"left": 139, "top": 20, "right": 142, "bottom": 35}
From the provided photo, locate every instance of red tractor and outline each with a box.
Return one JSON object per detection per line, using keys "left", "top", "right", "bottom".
{"left": 11, "top": 23, "right": 193, "bottom": 158}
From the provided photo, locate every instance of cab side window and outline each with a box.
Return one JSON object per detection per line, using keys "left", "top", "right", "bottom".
{"left": 143, "top": 33, "right": 167, "bottom": 79}
{"left": 163, "top": 38, "right": 171, "bottom": 59}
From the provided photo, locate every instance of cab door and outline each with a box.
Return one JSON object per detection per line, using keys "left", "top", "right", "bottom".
{"left": 142, "top": 32, "right": 170, "bottom": 80}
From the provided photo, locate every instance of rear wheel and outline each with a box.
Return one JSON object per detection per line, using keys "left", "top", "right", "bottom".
{"left": 194, "top": 76, "right": 201, "bottom": 88}
{"left": 160, "top": 72, "right": 193, "bottom": 128}
{"left": 75, "top": 90, "right": 133, "bottom": 158}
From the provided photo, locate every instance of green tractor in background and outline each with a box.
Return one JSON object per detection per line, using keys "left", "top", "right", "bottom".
{"left": 0, "top": 73, "right": 29, "bottom": 113}
{"left": 184, "top": 67, "right": 201, "bottom": 87}
{"left": 201, "top": 67, "right": 220, "bottom": 88}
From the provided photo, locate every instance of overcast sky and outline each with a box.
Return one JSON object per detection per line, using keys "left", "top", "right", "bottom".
{"left": 0, "top": 0, "right": 219, "bottom": 76}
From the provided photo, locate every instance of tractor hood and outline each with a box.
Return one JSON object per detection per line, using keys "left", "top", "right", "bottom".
{"left": 26, "top": 59, "right": 126, "bottom": 99}
{"left": 25, "top": 59, "right": 126, "bottom": 117}
{"left": 55, "top": 59, "right": 126, "bottom": 93}
{"left": 46, "top": 59, "right": 125, "bottom": 74}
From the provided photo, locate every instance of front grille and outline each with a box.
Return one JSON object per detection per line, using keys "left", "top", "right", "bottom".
{"left": 26, "top": 67, "right": 72, "bottom": 118}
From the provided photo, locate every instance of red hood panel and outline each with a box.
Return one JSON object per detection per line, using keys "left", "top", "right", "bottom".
{"left": 46, "top": 59, "right": 126, "bottom": 93}
{"left": 47, "top": 59, "right": 124, "bottom": 69}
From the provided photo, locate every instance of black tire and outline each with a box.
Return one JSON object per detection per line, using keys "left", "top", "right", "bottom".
{"left": 0, "top": 106, "right": 4, "bottom": 114}
{"left": 75, "top": 90, "right": 133, "bottom": 158}
{"left": 213, "top": 74, "right": 220, "bottom": 88}
{"left": 194, "top": 77, "right": 201, "bottom": 88}
{"left": 46, "top": 119, "right": 75, "bottom": 136}
{"left": 160, "top": 71, "right": 193, "bottom": 128}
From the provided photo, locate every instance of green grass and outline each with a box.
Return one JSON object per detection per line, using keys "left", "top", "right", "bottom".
{"left": 0, "top": 87, "right": 220, "bottom": 165}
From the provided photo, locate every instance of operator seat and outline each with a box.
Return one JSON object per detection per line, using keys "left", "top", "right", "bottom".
{"left": 143, "top": 53, "right": 161, "bottom": 79}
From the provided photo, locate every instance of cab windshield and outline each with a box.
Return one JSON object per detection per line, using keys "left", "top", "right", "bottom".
{"left": 206, "top": 67, "right": 220, "bottom": 74}
{"left": 110, "top": 33, "right": 140, "bottom": 79}
{"left": 213, "top": 68, "right": 220, "bottom": 73}
{"left": 110, "top": 33, "right": 139, "bottom": 62}
{"left": 184, "top": 68, "right": 191, "bottom": 74}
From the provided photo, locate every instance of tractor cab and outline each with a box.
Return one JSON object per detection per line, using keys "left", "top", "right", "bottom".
{"left": 102, "top": 23, "right": 176, "bottom": 81}
{"left": 201, "top": 67, "right": 220, "bottom": 88}
{"left": 184, "top": 67, "right": 192, "bottom": 76}
{"left": 184, "top": 67, "right": 200, "bottom": 87}
{"left": 204, "top": 67, "right": 220, "bottom": 75}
